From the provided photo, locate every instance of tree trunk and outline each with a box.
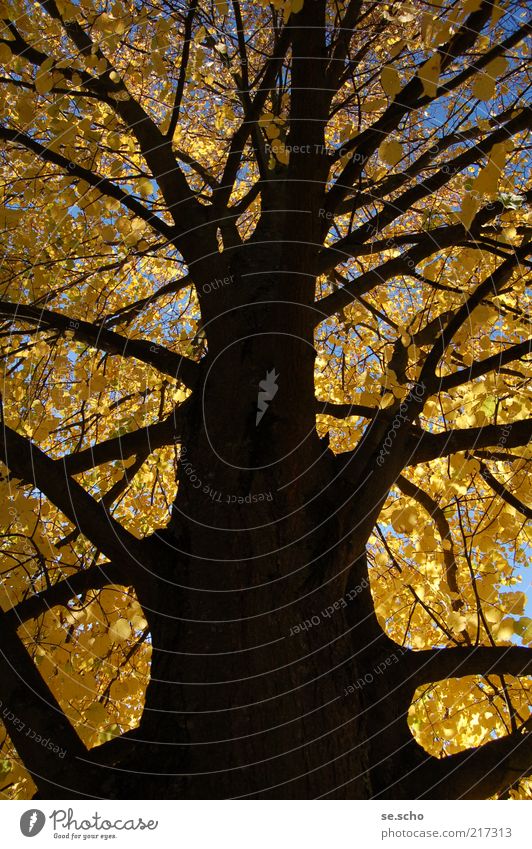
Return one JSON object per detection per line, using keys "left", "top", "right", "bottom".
{"left": 82, "top": 262, "right": 382, "bottom": 798}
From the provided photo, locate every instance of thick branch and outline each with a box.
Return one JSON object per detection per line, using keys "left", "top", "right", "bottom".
{"left": 326, "top": 0, "right": 364, "bottom": 85}
{"left": 0, "top": 424, "right": 152, "bottom": 594}
{"left": 0, "top": 299, "right": 199, "bottom": 388}
{"left": 166, "top": 0, "right": 198, "bottom": 140}
{"left": 102, "top": 274, "right": 192, "bottom": 329}
{"left": 339, "top": 108, "right": 531, "bottom": 248}
{"left": 333, "top": 105, "right": 519, "bottom": 215}
{"left": 437, "top": 338, "right": 531, "bottom": 393}
{"left": 59, "top": 401, "right": 188, "bottom": 475}
{"left": 316, "top": 400, "right": 377, "bottom": 420}
{"left": 0, "top": 125, "right": 172, "bottom": 239}
{"left": 37, "top": 0, "right": 202, "bottom": 236}
{"left": 411, "top": 725, "right": 532, "bottom": 800}
{"left": 215, "top": 26, "right": 290, "bottom": 209}
{"left": 0, "top": 621, "right": 90, "bottom": 796}
{"left": 324, "top": 1, "right": 494, "bottom": 212}
{"left": 420, "top": 250, "right": 530, "bottom": 388}
{"left": 3, "top": 562, "right": 124, "bottom": 627}
{"left": 315, "top": 218, "right": 478, "bottom": 316}
{"left": 397, "top": 475, "right": 460, "bottom": 604}
{"left": 407, "top": 419, "right": 532, "bottom": 465}
{"left": 408, "top": 645, "right": 532, "bottom": 687}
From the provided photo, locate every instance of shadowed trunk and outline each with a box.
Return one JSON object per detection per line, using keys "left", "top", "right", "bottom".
{"left": 80, "top": 258, "right": 403, "bottom": 800}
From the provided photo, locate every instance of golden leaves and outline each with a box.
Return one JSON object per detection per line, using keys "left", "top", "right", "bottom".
{"left": 418, "top": 54, "right": 441, "bottom": 97}
{"left": 361, "top": 97, "right": 387, "bottom": 112}
{"left": 458, "top": 191, "right": 481, "bottom": 229}
{"left": 138, "top": 177, "right": 155, "bottom": 197}
{"left": 380, "top": 66, "right": 401, "bottom": 98}
{"left": 390, "top": 505, "right": 418, "bottom": 534}
{"left": 460, "top": 141, "right": 511, "bottom": 227}
{"left": 471, "top": 57, "right": 508, "bottom": 101}
{"left": 109, "top": 618, "right": 132, "bottom": 641}
{"left": 472, "top": 142, "right": 508, "bottom": 196}
{"left": 35, "top": 71, "right": 54, "bottom": 95}
{"left": 378, "top": 139, "right": 403, "bottom": 167}
{"left": 0, "top": 42, "right": 12, "bottom": 64}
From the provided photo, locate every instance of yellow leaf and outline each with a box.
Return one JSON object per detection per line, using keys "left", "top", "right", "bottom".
{"left": 459, "top": 192, "right": 480, "bottom": 229}
{"left": 381, "top": 66, "right": 401, "bottom": 98}
{"left": 84, "top": 702, "right": 109, "bottom": 726}
{"left": 16, "top": 96, "right": 34, "bottom": 124}
{"left": 486, "top": 56, "right": 508, "bottom": 79}
{"left": 274, "top": 143, "right": 290, "bottom": 165}
{"left": 100, "top": 224, "right": 115, "bottom": 241}
{"left": 496, "top": 618, "right": 514, "bottom": 640}
{"left": 388, "top": 39, "right": 406, "bottom": 59}
{"left": 361, "top": 98, "right": 387, "bottom": 112}
{"left": 391, "top": 506, "right": 417, "bottom": 533}
{"left": 472, "top": 142, "right": 507, "bottom": 196}
{"left": 109, "top": 619, "right": 132, "bottom": 641}
{"left": 35, "top": 71, "right": 54, "bottom": 95}
{"left": 448, "top": 611, "right": 467, "bottom": 632}
{"left": 265, "top": 123, "right": 280, "bottom": 139}
{"left": 89, "top": 373, "right": 107, "bottom": 394}
{"left": 418, "top": 54, "right": 441, "bottom": 97}
{"left": 379, "top": 139, "right": 403, "bottom": 167}
{"left": 0, "top": 42, "right": 12, "bottom": 63}
{"left": 471, "top": 74, "right": 495, "bottom": 101}
{"left": 139, "top": 177, "right": 155, "bottom": 197}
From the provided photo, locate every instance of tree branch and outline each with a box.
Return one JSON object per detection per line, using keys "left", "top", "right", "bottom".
{"left": 407, "top": 645, "right": 532, "bottom": 687}
{"left": 166, "top": 0, "right": 198, "bottom": 141}
{"left": 316, "top": 400, "right": 377, "bottom": 420}
{"left": 336, "top": 108, "right": 531, "bottom": 248}
{"left": 407, "top": 419, "right": 532, "bottom": 466}
{"left": 0, "top": 424, "right": 153, "bottom": 595}
{"left": 315, "top": 218, "right": 478, "bottom": 315}
{"left": 436, "top": 338, "right": 531, "bottom": 393}
{"left": 324, "top": 1, "right": 494, "bottom": 213}
{"left": 58, "top": 400, "right": 189, "bottom": 475}
{"left": 3, "top": 562, "right": 124, "bottom": 627}
{"left": 396, "top": 475, "right": 460, "bottom": 605}
{"left": 215, "top": 25, "right": 290, "bottom": 209}
{"left": 332, "top": 104, "right": 519, "bottom": 214}
{"left": 36, "top": 0, "right": 203, "bottom": 237}
{"left": 420, "top": 249, "right": 531, "bottom": 390}
{"left": 409, "top": 723, "right": 532, "bottom": 800}
{"left": 0, "top": 620, "right": 90, "bottom": 797}
{"left": 0, "top": 299, "right": 199, "bottom": 388}
{"left": 478, "top": 460, "right": 532, "bottom": 520}
{"left": 0, "top": 126, "right": 172, "bottom": 239}
{"left": 101, "top": 273, "right": 192, "bottom": 329}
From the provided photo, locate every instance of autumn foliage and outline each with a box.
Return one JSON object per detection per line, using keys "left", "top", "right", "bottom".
{"left": 0, "top": 0, "right": 531, "bottom": 800}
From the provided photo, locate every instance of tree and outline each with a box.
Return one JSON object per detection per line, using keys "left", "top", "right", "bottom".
{"left": 0, "top": 0, "right": 531, "bottom": 801}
